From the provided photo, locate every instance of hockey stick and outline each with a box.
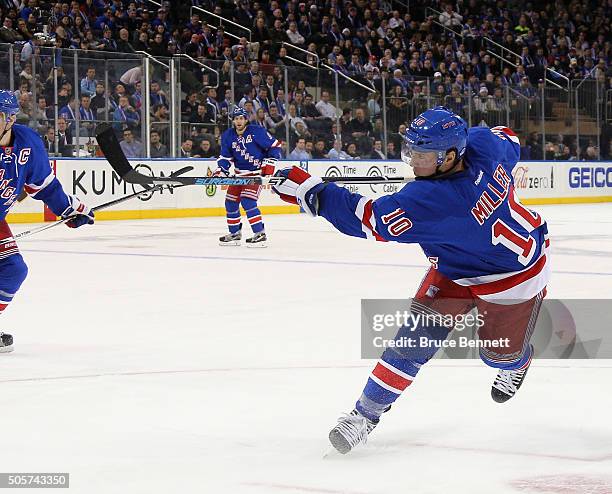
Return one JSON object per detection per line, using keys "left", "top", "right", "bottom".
{"left": 10, "top": 166, "right": 193, "bottom": 243}
{"left": 96, "top": 123, "right": 414, "bottom": 187}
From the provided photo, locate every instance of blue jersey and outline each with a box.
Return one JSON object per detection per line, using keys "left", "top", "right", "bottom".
{"left": 0, "top": 124, "right": 71, "bottom": 221}
{"left": 318, "top": 126, "right": 550, "bottom": 301}
{"left": 217, "top": 124, "right": 282, "bottom": 175}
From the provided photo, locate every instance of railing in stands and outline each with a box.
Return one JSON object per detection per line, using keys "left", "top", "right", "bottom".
{"left": 190, "top": 6, "right": 251, "bottom": 43}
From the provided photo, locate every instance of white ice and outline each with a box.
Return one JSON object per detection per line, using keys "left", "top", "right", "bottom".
{"left": 2, "top": 203, "right": 612, "bottom": 494}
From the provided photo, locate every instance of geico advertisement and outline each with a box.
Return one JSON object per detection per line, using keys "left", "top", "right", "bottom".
{"left": 54, "top": 159, "right": 291, "bottom": 210}
{"left": 568, "top": 164, "right": 612, "bottom": 190}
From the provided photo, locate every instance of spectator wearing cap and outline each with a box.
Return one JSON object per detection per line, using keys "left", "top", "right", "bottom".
{"left": 185, "top": 33, "right": 202, "bottom": 59}
{"left": 517, "top": 76, "right": 536, "bottom": 99}
{"left": 428, "top": 71, "right": 442, "bottom": 92}
{"left": 364, "top": 56, "right": 379, "bottom": 74}
{"left": 152, "top": 7, "right": 171, "bottom": 32}
{"left": 345, "top": 6, "right": 362, "bottom": 31}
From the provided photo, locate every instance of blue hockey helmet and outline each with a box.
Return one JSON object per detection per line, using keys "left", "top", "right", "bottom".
{"left": 402, "top": 106, "right": 468, "bottom": 170}
{"left": 231, "top": 106, "right": 249, "bottom": 119}
{"left": 0, "top": 90, "right": 19, "bottom": 117}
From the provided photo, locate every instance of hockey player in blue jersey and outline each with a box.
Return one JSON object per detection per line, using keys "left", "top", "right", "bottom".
{"left": 0, "top": 91, "right": 94, "bottom": 353}
{"left": 215, "top": 106, "right": 282, "bottom": 247}
{"left": 271, "top": 106, "right": 549, "bottom": 454}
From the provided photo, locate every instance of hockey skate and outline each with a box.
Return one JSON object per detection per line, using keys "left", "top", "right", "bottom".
{"left": 245, "top": 232, "right": 267, "bottom": 248}
{"left": 491, "top": 346, "right": 533, "bottom": 403}
{"left": 0, "top": 332, "right": 14, "bottom": 353}
{"left": 328, "top": 409, "right": 379, "bottom": 454}
{"left": 219, "top": 231, "right": 241, "bottom": 246}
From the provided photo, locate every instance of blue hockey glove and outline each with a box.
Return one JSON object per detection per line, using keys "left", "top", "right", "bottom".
{"left": 61, "top": 195, "right": 94, "bottom": 228}
{"left": 271, "top": 166, "right": 326, "bottom": 217}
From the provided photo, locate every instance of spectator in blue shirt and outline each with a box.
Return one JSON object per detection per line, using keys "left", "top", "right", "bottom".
{"left": 288, "top": 137, "right": 312, "bottom": 160}
{"left": 113, "top": 95, "right": 140, "bottom": 131}
{"left": 80, "top": 67, "right": 97, "bottom": 98}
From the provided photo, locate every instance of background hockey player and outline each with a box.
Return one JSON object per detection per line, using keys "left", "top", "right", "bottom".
{"left": 0, "top": 91, "right": 94, "bottom": 353}
{"left": 215, "top": 106, "right": 282, "bottom": 247}
{"left": 271, "top": 106, "right": 549, "bottom": 454}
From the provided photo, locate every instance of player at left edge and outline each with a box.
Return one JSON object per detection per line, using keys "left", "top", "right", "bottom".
{"left": 0, "top": 90, "right": 94, "bottom": 353}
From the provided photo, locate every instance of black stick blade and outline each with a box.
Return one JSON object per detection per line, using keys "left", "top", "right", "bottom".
{"left": 96, "top": 123, "right": 146, "bottom": 183}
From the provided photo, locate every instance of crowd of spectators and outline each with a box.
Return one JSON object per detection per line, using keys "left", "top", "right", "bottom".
{"left": 0, "top": 0, "right": 610, "bottom": 159}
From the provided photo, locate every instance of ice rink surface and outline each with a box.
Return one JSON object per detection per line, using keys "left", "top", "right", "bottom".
{"left": 2, "top": 203, "right": 612, "bottom": 494}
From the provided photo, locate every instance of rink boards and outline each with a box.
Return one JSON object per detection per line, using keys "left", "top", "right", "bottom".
{"left": 6, "top": 158, "right": 612, "bottom": 222}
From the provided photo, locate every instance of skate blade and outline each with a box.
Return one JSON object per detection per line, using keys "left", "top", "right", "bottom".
{"left": 0, "top": 345, "right": 14, "bottom": 353}
{"left": 246, "top": 242, "right": 267, "bottom": 248}
{"left": 322, "top": 446, "right": 338, "bottom": 459}
{"left": 219, "top": 241, "right": 241, "bottom": 246}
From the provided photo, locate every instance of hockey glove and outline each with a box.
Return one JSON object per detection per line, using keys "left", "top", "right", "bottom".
{"left": 61, "top": 195, "right": 94, "bottom": 228}
{"left": 271, "top": 166, "right": 326, "bottom": 217}
{"left": 260, "top": 158, "right": 277, "bottom": 176}
{"left": 213, "top": 167, "right": 230, "bottom": 177}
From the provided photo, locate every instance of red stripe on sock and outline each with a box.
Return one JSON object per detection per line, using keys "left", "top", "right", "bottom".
{"left": 372, "top": 362, "right": 412, "bottom": 391}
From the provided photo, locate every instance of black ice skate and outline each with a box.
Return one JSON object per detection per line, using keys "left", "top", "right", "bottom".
{"left": 219, "top": 231, "right": 241, "bottom": 246}
{"left": 245, "top": 232, "right": 267, "bottom": 248}
{"left": 328, "top": 409, "right": 379, "bottom": 454}
{"left": 491, "top": 348, "right": 533, "bottom": 403}
{"left": 0, "top": 332, "right": 14, "bottom": 353}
